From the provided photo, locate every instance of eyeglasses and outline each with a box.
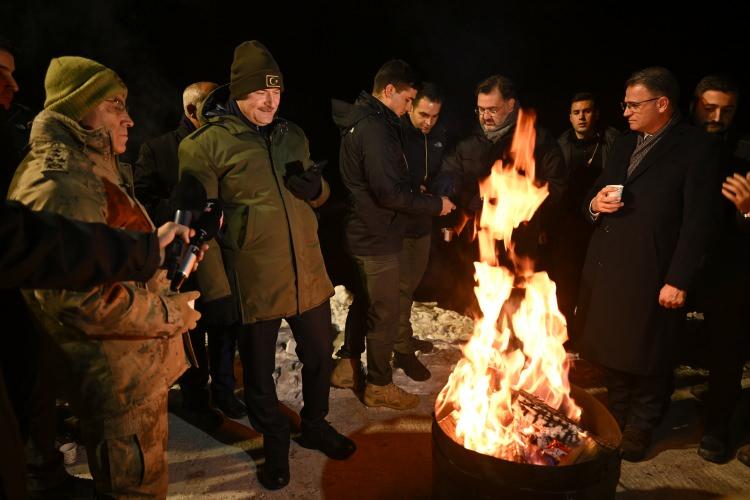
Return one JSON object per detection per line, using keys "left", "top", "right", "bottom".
{"left": 105, "top": 97, "right": 129, "bottom": 114}
{"left": 620, "top": 97, "right": 661, "bottom": 111}
{"left": 475, "top": 106, "right": 501, "bottom": 117}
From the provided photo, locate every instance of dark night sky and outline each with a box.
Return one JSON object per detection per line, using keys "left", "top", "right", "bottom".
{"left": 1, "top": 0, "right": 747, "bottom": 168}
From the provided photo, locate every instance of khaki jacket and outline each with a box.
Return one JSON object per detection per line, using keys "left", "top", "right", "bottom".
{"left": 8, "top": 110, "right": 189, "bottom": 426}
{"left": 178, "top": 86, "right": 333, "bottom": 323}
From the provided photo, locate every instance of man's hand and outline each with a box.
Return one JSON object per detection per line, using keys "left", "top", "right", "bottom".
{"left": 170, "top": 290, "right": 202, "bottom": 332}
{"left": 658, "top": 284, "right": 686, "bottom": 309}
{"left": 440, "top": 196, "right": 456, "bottom": 216}
{"left": 721, "top": 172, "right": 750, "bottom": 214}
{"left": 157, "top": 222, "right": 191, "bottom": 266}
{"left": 590, "top": 186, "right": 624, "bottom": 214}
{"left": 286, "top": 169, "right": 322, "bottom": 201}
{"left": 156, "top": 222, "right": 209, "bottom": 268}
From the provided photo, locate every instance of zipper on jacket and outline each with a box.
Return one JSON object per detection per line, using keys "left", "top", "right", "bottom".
{"left": 264, "top": 130, "right": 302, "bottom": 315}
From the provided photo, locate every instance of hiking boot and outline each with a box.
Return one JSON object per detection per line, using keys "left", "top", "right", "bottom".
{"left": 410, "top": 337, "right": 434, "bottom": 353}
{"left": 698, "top": 433, "right": 729, "bottom": 463}
{"left": 364, "top": 382, "right": 419, "bottom": 410}
{"left": 393, "top": 352, "right": 431, "bottom": 381}
{"left": 620, "top": 425, "right": 652, "bottom": 462}
{"left": 298, "top": 420, "right": 356, "bottom": 460}
{"left": 213, "top": 393, "right": 247, "bottom": 419}
{"left": 331, "top": 358, "right": 364, "bottom": 389}
{"left": 737, "top": 443, "right": 750, "bottom": 467}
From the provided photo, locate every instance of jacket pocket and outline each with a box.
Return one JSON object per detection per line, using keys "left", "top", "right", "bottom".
{"left": 222, "top": 204, "right": 256, "bottom": 250}
{"left": 97, "top": 433, "right": 145, "bottom": 491}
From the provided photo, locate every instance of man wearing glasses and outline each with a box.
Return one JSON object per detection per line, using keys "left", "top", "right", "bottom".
{"left": 439, "top": 74, "right": 566, "bottom": 314}
{"left": 689, "top": 74, "right": 750, "bottom": 466}
{"left": 576, "top": 67, "right": 721, "bottom": 462}
{"left": 8, "top": 56, "right": 202, "bottom": 497}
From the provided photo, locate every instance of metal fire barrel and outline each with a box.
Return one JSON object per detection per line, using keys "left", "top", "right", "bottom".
{"left": 432, "top": 385, "right": 622, "bottom": 499}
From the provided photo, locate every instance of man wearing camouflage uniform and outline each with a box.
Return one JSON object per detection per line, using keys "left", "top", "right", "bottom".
{"left": 8, "top": 56, "right": 200, "bottom": 498}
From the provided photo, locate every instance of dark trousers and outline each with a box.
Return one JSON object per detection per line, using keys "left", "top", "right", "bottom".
{"left": 338, "top": 253, "right": 400, "bottom": 386}
{"left": 178, "top": 322, "right": 238, "bottom": 399}
{"left": 603, "top": 367, "right": 673, "bottom": 431}
{"left": 236, "top": 301, "right": 333, "bottom": 461}
{"left": 395, "top": 235, "right": 431, "bottom": 354}
{"left": 704, "top": 281, "right": 750, "bottom": 437}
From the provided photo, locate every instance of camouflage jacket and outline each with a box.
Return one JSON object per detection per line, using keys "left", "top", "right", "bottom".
{"left": 8, "top": 110, "right": 189, "bottom": 425}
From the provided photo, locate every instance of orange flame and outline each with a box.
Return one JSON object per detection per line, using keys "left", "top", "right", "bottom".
{"left": 436, "top": 109, "right": 580, "bottom": 463}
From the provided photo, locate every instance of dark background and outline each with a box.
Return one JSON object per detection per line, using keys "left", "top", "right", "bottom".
{"left": 2, "top": 0, "right": 747, "bottom": 302}
{"left": 1, "top": 0, "right": 747, "bottom": 168}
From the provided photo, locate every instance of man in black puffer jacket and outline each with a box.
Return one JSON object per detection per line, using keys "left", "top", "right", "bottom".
{"left": 331, "top": 60, "right": 454, "bottom": 410}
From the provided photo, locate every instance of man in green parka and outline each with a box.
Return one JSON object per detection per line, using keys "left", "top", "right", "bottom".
{"left": 179, "top": 40, "right": 355, "bottom": 491}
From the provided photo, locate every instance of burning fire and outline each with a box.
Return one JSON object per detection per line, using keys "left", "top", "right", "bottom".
{"left": 436, "top": 109, "right": 581, "bottom": 464}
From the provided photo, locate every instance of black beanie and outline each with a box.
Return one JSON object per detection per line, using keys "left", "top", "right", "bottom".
{"left": 229, "top": 41, "right": 284, "bottom": 100}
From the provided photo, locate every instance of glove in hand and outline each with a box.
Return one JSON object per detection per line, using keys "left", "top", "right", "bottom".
{"left": 285, "top": 168, "right": 322, "bottom": 201}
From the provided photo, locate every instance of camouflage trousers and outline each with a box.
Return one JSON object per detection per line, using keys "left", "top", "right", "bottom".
{"left": 80, "top": 394, "right": 169, "bottom": 499}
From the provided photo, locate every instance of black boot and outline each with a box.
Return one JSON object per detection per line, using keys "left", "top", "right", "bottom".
{"left": 258, "top": 436, "right": 290, "bottom": 490}
{"left": 620, "top": 425, "right": 652, "bottom": 462}
{"left": 258, "top": 461, "right": 290, "bottom": 490}
{"left": 212, "top": 393, "right": 247, "bottom": 419}
{"left": 410, "top": 337, "right": 434, "bottom": 354}
{"left": 393, "top": 352, "right": 431, "bottom": 381}
{"left": 298, "top": 420, "right": 356, "bottom": 460}
{"left": 182, "top": 388, "right": 210, "bottom": 412}
{"left": 698, "top": 433, "right": 729, "bottom": 463}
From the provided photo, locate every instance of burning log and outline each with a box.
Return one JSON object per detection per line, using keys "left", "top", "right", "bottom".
{"left": 438, "top": 389, "right": 613, "bottom": 466}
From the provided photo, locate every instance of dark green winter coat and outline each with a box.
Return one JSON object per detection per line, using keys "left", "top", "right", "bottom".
{"left": 178, "top": 86, "right": 333, "bottom": 324}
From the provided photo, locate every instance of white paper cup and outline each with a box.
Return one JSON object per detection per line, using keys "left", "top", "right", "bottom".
{"left": 59, "top": 442, "right": 77, "bottom": 465}
{"left": 605, "top": 184, "right": 624, "bottom": 202}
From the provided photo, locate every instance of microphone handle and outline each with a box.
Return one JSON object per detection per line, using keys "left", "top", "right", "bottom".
{"left": 166, "top": 210, "right": 193, "bottom": 279}
{"left": 170, "top": 244, "right": 200, "bottom": 292}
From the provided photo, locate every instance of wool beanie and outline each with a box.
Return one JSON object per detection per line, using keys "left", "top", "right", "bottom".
{"left": 44, "top": 56, "right": 126, "bottom": 121}
{"left": 229, "top": 41, "right": 283, "bottom": 100}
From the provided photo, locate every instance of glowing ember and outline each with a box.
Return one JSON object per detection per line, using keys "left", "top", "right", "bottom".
{"left": 436, "top": 109, "right": 582, "bottom": 465}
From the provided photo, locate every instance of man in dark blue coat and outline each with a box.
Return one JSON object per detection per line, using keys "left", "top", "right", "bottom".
{"left": 575, "top": 67, "right": 721, "bottom": 461}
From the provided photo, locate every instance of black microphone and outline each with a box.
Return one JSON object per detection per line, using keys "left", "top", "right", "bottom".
{"left": 170, "top": 199, "right": 223, "bottom": 292}
{"left": 165, "top": 174, "right": 207, "bottom": 278}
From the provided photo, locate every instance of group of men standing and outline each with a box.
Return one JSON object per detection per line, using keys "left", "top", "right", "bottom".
{"left": 1, "top": 33, "right": 749, "bottom": 499}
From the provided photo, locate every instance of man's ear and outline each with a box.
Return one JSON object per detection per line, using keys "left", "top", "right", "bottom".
{"left": 383, "top": 83, "right": 395, "bottom": 99}
{"left": 186, "top": 103, "right": 197, "bottom": 120}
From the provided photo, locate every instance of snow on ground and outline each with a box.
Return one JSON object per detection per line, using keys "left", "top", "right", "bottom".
{"left": 275, "top": 285, "right": 475, "bottom": 405}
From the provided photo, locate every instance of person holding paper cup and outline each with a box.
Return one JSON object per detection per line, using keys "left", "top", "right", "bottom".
{"left": 575, "top": 67, "right": 721, "bottom": 462}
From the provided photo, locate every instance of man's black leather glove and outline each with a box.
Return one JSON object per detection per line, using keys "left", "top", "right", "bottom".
{"left": 197, "top": 295, "right": 239, "bottom": 327}
{"left": 285, "top": 168, "right": 322, "bottom": 201}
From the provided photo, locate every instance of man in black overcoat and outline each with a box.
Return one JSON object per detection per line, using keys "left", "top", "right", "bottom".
{"left": 575, "top": 67, "right": 721, "bottom": 461}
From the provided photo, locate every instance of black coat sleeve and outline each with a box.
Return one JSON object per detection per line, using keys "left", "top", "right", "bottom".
{"left": 1, "top": 201, "right": 160, "bottom": 290}
{"left": 134, "top": 142, "right": 173, "bottom": 226}
{"left": 360, "top": 120, "right": 442, "bottom": 216}
{"left": 665, "top": 136, "right": 723, "bottom": 290}
{"left": 535, "top": 130, "right": 568, "bottom": 206}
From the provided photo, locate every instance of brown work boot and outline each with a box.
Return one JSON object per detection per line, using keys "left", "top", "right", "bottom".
{"left": 331, "top": 358, "right": 363, "bottom": 389}
{"left": 363, "top": 382, "right": 420, "bottom": 410}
